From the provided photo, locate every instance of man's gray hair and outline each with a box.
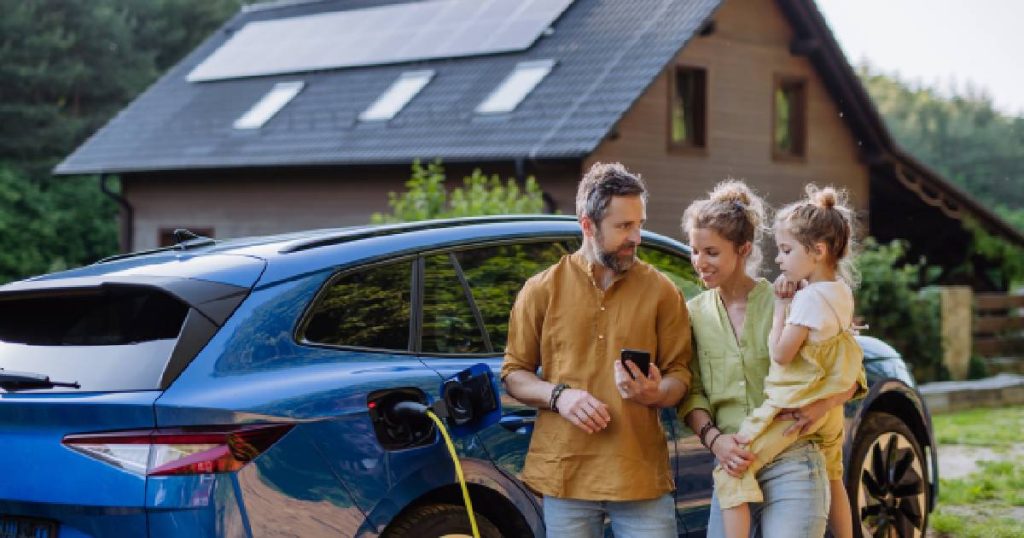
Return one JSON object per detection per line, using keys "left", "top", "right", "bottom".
{"left": 575, "top": 162, "right": 647, "bottom": 225}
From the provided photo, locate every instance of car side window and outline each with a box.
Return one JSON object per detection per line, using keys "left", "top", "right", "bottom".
{"left": 454, "top": 240, "right": 578, "bottom": 352}
{"left": 421, "top": 254, "right": 488, "bottom": 354}
{"left": 638, "top": 245, "right": 703, "bottom": 300}
{"left": 303, "top": 259, "right": 412, "bottom": 350}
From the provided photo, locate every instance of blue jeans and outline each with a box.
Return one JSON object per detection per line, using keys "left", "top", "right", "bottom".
{"left": 707, "top": 441, "right": 830, "bottom": 538}
{"left": 543, "top": 493, "right": 676, "bottom": 538}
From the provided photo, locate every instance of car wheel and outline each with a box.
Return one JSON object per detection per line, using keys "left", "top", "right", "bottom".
{"left": 847, "top": 412, "right": 929, "bottom": 538}
{"left": 382, "top": 503, "right": 503, "bottom": 538}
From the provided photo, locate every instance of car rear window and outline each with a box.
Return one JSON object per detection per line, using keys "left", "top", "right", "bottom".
{"left": 0, "top": 286, "right": 190, "bottom": 392}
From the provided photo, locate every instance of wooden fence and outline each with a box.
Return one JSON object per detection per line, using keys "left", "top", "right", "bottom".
{"left": 973, "top": 293, "right": 1024, "bottom": 364}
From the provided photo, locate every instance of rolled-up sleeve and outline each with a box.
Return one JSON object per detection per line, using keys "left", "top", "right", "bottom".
{"left": 655, "top": 282, "right": 692, "bottom": 390}
{"left": 678, "top": 332, "right": 711, "bottom": 418}
{"left": 500, "top": 277, "right": 545, "bottom": 381}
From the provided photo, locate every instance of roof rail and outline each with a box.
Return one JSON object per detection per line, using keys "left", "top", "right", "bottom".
{"left": 95, "top": 232, "right": 218, "bottom": 264}
{"left": 280, "top": 214, "right": 576, "bottom": 254}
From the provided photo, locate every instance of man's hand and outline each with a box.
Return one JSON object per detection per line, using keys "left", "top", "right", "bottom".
{"left": 777, "top": 398, "right": 829, "bottom": 436}
{"left": 712, "top": 433, "right": 755, "bottom": 478}
{"left": 614, "top": 360, "right": 664, "bottom": 407}
{"left": 556, "top": 388, "right": 611, "bottom": 434}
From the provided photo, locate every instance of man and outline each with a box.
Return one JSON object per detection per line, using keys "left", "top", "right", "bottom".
{"left": 501, "top": 162, "right": 692, "bottom": 537}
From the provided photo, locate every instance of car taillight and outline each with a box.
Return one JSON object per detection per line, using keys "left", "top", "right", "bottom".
{"left": 62, "top": 424, "right": 293, "bottom": 476}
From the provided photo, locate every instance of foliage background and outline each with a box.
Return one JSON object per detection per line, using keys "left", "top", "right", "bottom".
{"left": 0, "top": 0, "right": 249, "bottom": 283}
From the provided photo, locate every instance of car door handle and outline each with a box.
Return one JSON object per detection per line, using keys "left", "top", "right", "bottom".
{"left": 499, "top": 412, "right": 536, "bottom": 433}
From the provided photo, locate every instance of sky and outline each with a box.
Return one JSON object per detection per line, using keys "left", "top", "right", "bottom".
{"left": 815, "top": 0, "right": 1024, "bottom": 117}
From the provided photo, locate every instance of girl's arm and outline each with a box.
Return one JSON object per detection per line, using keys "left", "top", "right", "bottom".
{"left": 769, "top": 298, "right": 809, "bottom": 365}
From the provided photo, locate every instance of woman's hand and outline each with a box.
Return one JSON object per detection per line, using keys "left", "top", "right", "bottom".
{"left": 777, "top": 382, "right": 858, "bottom": 436}
{"left": 712, "top": 433, "right": 755, "bottom": 477}
{"left": 777, "top": 398, "right": 830, "bottom": 436}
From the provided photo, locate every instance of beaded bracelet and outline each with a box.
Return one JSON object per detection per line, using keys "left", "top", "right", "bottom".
{"left": 549, "top": 383, "right": 569, "bottom": 413}
{"left": 698, "top": 421, "right": 716, "bottom": 447}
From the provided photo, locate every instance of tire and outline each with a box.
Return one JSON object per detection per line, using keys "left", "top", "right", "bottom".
{"left": 847, "top": 412, "right": 930, "bottom": 538}
{"left": 383, "top": 503, "right": 503, "bottom": 538}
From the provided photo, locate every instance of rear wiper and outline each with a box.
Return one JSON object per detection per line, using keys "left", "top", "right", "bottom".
{"left": 0, "top": 369, "right": 80, "bottom": 391}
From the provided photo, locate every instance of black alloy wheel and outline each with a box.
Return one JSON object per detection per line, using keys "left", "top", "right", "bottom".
{"left": 848, "top": 412, "right": 929, "bottom": 538}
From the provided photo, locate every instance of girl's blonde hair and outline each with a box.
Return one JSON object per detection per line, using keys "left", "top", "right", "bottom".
{"left": 775, "top": 184, "right": 860, "bottom": 287}
{"left": 682, "top": 179, "right": 769, "bottom": 277}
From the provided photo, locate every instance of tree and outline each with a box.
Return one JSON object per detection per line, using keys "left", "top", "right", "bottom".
{"left": 860, "top": 64, "right": 1024, "bottom": 219}
{"left": 0, "top": 0, "right": 247, "bottom": 283}
{"left": 372, "top": 160, "right": 547, "bottom": 223}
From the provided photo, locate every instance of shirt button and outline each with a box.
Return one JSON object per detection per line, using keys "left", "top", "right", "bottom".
{"left": 600, "top": 306, "right": 606, "bottom": 311}
{"left": 739, "top": 381, "right": 746, "bottom": 387}
{"left": 598, "top": 335, "right": 605, "bottom": 339}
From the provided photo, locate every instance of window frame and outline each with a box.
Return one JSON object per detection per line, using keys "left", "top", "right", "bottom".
{"left": 295, "top": 255, "right": 419, "bottom": 355}
{"left": 667, "top": 64, "right": 709, "bottom": 154}
{"left": 296, "top": 235, "right": 582, "bottom": 358}
{"left": 414, "top": 235, "right": 581, "bottom": 359}
{"left": 771, "top": 74, "right": 808, "bottom": 161}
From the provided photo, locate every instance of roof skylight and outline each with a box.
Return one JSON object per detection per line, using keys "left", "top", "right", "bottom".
{"left": 476, "top": 59, "right": 555, "bottom": 114}
{"left": 233, "top": 81, "right": 304, "bottom": 130}
{"left": 359, "top": 70, "right": 435, "bottom": 122}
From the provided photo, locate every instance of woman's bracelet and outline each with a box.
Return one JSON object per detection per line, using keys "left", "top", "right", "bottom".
{"left": 698, "top": 421, "right": 716, "bottom": 447}
{"left": 707, "top": 431, "right": 724, "bottom": 452}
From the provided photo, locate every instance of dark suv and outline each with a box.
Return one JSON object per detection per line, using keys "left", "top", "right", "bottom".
{"left": 0, "top": 216, "right": 935, "bottom": 537}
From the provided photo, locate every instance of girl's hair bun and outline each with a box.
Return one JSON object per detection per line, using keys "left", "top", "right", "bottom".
{"left": 809, "top": 185, "right": 839, "bottom": 209}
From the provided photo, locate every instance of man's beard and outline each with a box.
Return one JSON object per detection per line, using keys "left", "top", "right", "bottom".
{"left": 591, "top": 231, "right": 637, "bottom": 274}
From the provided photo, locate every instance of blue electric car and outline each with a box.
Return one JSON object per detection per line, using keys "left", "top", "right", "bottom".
{"left": 0, "top": 216, "right": 935, "bottom": 537}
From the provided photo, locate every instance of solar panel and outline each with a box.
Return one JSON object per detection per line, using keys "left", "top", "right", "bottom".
{"left": 187, "top": 0, "right": 575, "bottom": 82}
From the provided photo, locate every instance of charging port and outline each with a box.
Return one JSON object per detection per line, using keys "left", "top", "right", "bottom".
{"left": 367, "top": 388, "right": 434, "bottom": 450}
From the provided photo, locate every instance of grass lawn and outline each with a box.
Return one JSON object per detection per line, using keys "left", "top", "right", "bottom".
{"left": 928, "top": 405, "right": 1024, "bottom": 538}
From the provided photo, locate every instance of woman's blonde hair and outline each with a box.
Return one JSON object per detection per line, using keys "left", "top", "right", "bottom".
{"left": 681, "top": 179, "right": 769, "bottom": 277}
{"left": 775, "top": 184, "right": 860, "bottom": 287}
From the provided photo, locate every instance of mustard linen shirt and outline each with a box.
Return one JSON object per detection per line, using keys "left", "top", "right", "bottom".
{"left": 501, "top": 252, "right": 692, "bottom": 501}
{"left": 679, "top": 279, "right": 866, "bottom": 437}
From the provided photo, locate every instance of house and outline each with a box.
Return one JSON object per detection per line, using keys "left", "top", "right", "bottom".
{"left": 56, "top": 0, "right": 1024, "bottom": 289}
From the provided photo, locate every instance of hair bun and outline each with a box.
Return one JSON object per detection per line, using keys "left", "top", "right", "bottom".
{"left": 807, "top": 184, "right": 839, "bottom": 209}
{"left": 710, "top": 180, "right": 753, "bottom": 207}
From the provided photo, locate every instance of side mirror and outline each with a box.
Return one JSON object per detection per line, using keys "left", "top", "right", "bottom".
{"left": 438, "top": 363, "right": 501, "bottom": 438}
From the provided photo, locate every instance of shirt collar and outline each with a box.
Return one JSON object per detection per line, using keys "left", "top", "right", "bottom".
{"left": 570, "top": 250, "right": 632, "bottom": 288}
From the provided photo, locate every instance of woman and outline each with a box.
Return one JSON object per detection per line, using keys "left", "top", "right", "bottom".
{"left": 678, "top": 180, "right": 862, "bottom": 537}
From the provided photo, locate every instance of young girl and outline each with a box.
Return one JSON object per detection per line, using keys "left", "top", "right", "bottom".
{"left": 716, "top": 184, "right": 863, "bottom": 538}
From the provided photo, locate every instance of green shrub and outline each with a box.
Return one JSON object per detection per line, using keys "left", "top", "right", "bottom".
{"left": 854, "top": 238, "right": 946, "bottom": 381}
{"left": 372, "top": 159, "right": 546, "bottom": 223}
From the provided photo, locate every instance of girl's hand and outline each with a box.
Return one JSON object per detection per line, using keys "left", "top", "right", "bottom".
{"left": 712, "top": 433, "right": 755, "bottom": 477}
{"left": 773, "top": 274, "right": 797, "bottom": 301}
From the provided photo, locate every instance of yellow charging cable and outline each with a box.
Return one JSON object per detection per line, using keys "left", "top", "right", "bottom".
{"left": 424, "top": 409, "right": 481, "bottom": 538}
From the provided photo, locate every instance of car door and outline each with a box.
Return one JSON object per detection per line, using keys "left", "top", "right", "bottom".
{"left": 637, "top": 243, "right": 716, "bottom": 537}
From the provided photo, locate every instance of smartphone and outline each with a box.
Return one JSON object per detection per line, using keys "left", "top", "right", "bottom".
{"left": 620, "top": 349, "right": 651, "bottom": 380}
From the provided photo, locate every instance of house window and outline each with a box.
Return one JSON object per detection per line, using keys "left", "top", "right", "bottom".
{"left": 669, "top": 66, "right": 707, "bottom": 150}
{"left": 773, "top": 76, "right": 807, "bottom": 159}
{"left": 233, "top": 81, "right": 304, "bottom": 130}
{"left": 476, "top": 59, "right": 556, "bottom": 114}
{"left": 159, "top": 228, "right": 214, "bottom": 247}
{"left": 359, "top": 70, "right": 434, "bottom": 122}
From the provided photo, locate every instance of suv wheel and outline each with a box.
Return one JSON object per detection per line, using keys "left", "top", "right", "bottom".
{"left": 848, "top": 412, "right": 929, "bottom": 538}
{"left": 383, "top": 503, "right": 502, "bottom": 538}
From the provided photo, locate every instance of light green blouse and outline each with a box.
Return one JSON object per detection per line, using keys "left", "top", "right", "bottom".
{"left": 679, "top": 278, "right": 775, "bottom": 434}
{"left": 679, "top": 278, "right": 867, "bottom": 436}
